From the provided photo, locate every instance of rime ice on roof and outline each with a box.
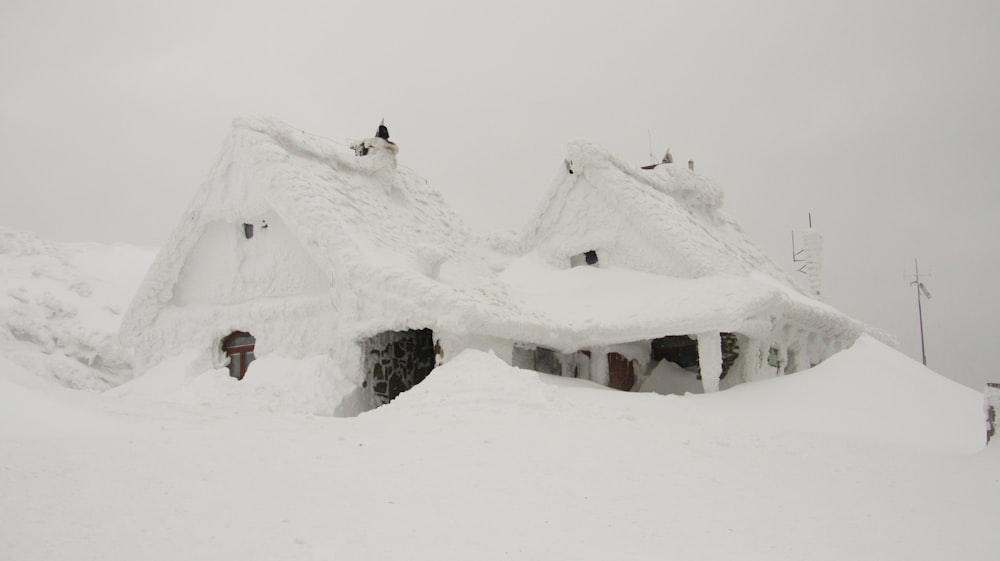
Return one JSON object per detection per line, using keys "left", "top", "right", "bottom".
{"left": 119, "top": 117, "right": 874, "bottom": 415}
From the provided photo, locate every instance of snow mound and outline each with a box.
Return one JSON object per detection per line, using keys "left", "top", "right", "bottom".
{"left": 0, "top": 227, "right": 155, "bottom": 389}
{"left": 703, "top": 334, "right": 985, "bottom": 453}
{"left": 375, "top": 335, "right": 984, "bottom": 454}
{"left": 0, "top": 354, "right": 123, "bottom": 438}
{"left": 1, "top": 331, "right": 996, "bottom": 561}
{"left": 110, "top": 352, "right": 365, "bottom": 417}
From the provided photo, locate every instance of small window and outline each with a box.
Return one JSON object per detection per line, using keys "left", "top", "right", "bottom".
{"left": 222, "top": 331, "right": 256, "bottom": 380}
{"left": 533, "top": 347, "right": 560, "bottom": 376}
{"left": 570, "top": 250, "right": 599, "bottom": 268}
{"left": 512, "top": 343, "right": 562, "bottom": 376}
{"left": 242, "top": 223, "right": 254, "bottom": 239}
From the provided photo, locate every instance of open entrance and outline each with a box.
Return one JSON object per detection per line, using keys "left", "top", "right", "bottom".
{"left": 651, "top": 335, "right": 700, "bottom": 368}
{"left": 650, "top": 333, "right": 740, "bottom": 379}
{"left": 362, "top": 329, "right": 436, "bottom": 406}
{"left": 222, "top": 331, "right": 256, "bottom": 380}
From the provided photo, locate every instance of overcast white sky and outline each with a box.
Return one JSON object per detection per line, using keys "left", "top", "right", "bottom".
{"left": 2, "top": 0, "right": 997, "bottom": 389}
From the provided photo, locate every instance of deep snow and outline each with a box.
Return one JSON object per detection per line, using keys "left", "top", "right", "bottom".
{"left": 1, "top": 336, "right": 998, "bottom": 560}
{"left": 2, "top": 229, "right": 998, "bottom": 560}
{"left": 0, "top": 227, "right": 155, "bottom": 389}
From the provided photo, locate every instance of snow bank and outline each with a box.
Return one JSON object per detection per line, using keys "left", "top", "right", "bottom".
{"left": 702, "top": 335, "right": 985, "bottom": 454}
{"left": 2, "top": 332, "right": 997, "bottom": 561}
{"left": 639, "top": 357, "right": 704, "bottom": 395}
{"left": 0, "top": 354, "right": 122, "bottom": 438}
{"left": 0, "top": 227, "right": 154, "bottom": 389}
{"left": 111, "top": 352, "right": 366, "bottom": 416}
{"left": 381, "top": 336, "right": 985, "bottom": 454}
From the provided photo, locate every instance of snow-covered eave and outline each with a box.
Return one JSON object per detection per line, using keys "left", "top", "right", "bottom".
{"left": 751, "top": 272, "right": 871, "bottom": 343}
{"left": 465, "top": 313, "right": 775, "bottom": 354}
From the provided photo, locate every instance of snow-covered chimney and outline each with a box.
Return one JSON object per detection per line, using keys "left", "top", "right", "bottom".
{"left": 986, "top": 383, "right": 1000, "bottom": 445}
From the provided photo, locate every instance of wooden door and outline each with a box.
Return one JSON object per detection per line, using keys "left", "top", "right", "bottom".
{"left": 607, "top": 352, "right": 636, "bottom": 391}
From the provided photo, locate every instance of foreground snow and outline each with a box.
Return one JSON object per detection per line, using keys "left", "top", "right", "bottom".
{"left": 2, "top": 336, "right": 997, "bottom": 561}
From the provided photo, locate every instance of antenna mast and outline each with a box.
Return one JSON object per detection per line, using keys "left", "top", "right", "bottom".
{"left": 910, "top": 259, "right": 931, "bottom": 366}
{"left": 647, "top": 129, "right": 655, "bottom": 165}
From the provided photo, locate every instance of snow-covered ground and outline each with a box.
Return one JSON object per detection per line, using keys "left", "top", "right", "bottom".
{"left": 0, "top": 228, "right": 155, "bottom": 389}
{"left": 2, "top": 229, "right": 998, "bottom": 560}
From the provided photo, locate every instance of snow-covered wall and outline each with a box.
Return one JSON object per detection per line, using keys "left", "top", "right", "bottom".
{"left": 527, "top": 171, "right": 697, "bottom": 276}
{"left": 172, "top": 212, "right": 329, "bottom": 306}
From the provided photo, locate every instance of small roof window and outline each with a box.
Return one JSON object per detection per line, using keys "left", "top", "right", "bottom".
{"left": 570, "top": 250, "right": 599, "bottom": 268}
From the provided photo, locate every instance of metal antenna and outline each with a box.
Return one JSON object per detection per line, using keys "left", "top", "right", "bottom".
{"left": 910, "top": 259, "right": 932, "bottom": 366}
{"left": 647, "top": 129, "right": 655, "bottom": 165}
{"left": 791, "top": 212, "right": 811, "bottom": 272}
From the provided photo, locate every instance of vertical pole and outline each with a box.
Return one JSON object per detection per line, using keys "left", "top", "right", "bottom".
{"left": 697, "top": 332, "right": 723, "bottom": 392}
{"left": 915, "top": 259, "right": 927, "bottom": 366}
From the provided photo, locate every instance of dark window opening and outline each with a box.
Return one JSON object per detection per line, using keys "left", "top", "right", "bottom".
{"left": 222, "top": 331, "right": 256, "bottom": 380}
{"left": 651, "top": 333, "right": 740, "bottom": 381}
{"left": 512, "top": 344, "right": 562, "bottom": 376}
{"left": 720, "top": 333, "right": 740, "bottom": 379}
{"left": 570, "top": 250, "right": 599, "bottom": 268}
{"left": 362, "top": 329, "right": 436, "bottom": 406}
{"left": 767, "top": 346, "right": 781, "bottom": 369}
{"left": 533, "top": 347, "right": 561, "bottom": 376}
{"left": 651, "top": 335, "right": 700, "bottom": 369}
{"left": 243, "top": 223, "right": 254, "bottom": 239}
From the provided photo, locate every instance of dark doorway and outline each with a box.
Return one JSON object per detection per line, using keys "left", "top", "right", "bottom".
{"left": 222, "top": 331, "right": 256, "bottom": 380}
{"left": 651, "top": 333, "right": 740, "bottom": 380}
{"left": 651, "top": 335, "right": 700, "bottom": 368}
{"left": 363, "top": 329, "right": 436, "bottom": 405}
{"left": 607, "top": 352, "right": 637, "bottom": 391}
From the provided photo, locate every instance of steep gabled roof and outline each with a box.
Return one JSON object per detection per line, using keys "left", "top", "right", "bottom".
{"left": 522, "top": 140, "right": 802, "bottom": 287}
{"left": 121, "top": 117, "right": 473, "bottom": 336}
{"left": 122, "top": 118, "right": 869, "bottom": 356}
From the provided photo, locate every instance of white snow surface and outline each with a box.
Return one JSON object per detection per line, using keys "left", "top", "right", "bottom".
{"left": 1, "top": 227, "right": 997, "bottom": 559}
{"left": 109, "top": 351, "right": 365, "bottom": 417}
{"left": 119, "top": 116, "right": 870, "bottom": 378}
{"left": 0, "top": 228, "right": 155, "bottom": 389}
{"left": 2, "top": 334, "right": 998, "bottom": 560}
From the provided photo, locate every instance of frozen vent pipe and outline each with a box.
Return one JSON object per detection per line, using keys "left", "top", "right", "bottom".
{"left": 793, "top": 213, "right": 824, "bottom": 301}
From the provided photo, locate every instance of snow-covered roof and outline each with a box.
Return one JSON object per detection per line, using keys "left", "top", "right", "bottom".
{"left": 122, "top": 116, "right": 474, "bottom": 336}
{"left": 522, "top": 140, "right": 801, "bottom": 284}
{"left": 122, "top": 117, "right": 869, "bottom": 353}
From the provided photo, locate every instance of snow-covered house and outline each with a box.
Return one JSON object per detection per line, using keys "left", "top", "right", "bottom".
{"left": 120, "top": 116, "right": 868, "bottom": 414}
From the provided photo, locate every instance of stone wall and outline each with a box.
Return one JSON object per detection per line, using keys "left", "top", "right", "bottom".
{"left": 362, "top": 329, "right": 436, "bottom": 406}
